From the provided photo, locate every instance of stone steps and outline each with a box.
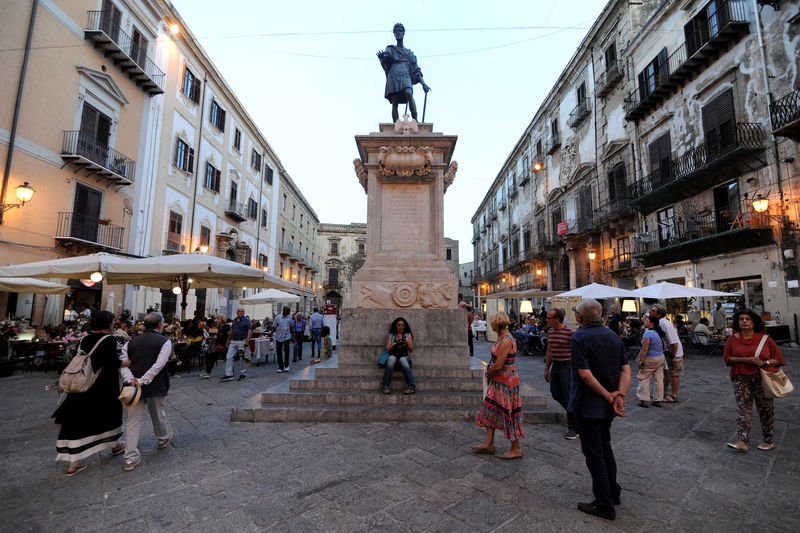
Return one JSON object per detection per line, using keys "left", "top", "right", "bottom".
{"left": 290, "top": 375, "right": 483, "bottom": 392}
{"left": 257, "top": 389, "right": 547, "bottom": 407}
{"left": 313, "top": 365, "right": 483, "bottom": 379}
{"left": 231, "top": 404, "right": 564, "bottom": 424}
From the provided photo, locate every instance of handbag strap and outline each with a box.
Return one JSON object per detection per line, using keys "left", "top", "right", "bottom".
{"left": 754, "top": 334, "right": 768, "bottom": 360}
{"left": 81, "top": 334, "right": 111, "bottom": 358}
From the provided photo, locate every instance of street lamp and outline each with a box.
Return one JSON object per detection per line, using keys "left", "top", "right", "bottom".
{"left": 588, "top": 249, "right": 597, "bottom": 261}
{"left": 198, "top": 244, "right": 209, "bottom": 254}
{"left": 1, "top": 181, "right": 35, "bottom": 213}
{"left": 752, "top": 194, "right": 769, "bottom": 213}
{"left": 89, "top": 271, "right": 103, "bottom": 283}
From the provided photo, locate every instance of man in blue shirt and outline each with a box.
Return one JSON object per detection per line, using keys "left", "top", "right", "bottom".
{"left": 568, "top": 298, "right": 630, "bottom": 521}
{"left": 272, "top": 306, "right": 293, "bottom": 373}
{"left": 309, "top": 308, "right": 324, "bottom": 358}
{"left": 222, "top": 308, "right": 252, "bottom": 382}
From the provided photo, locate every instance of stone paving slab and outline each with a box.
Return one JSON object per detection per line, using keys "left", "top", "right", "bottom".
{"left": 1, "top": 340, "right": 799, "bottom": 531}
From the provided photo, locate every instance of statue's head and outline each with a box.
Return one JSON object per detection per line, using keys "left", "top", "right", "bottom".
{"left": 393, "top": 23, "right": 405, "bottom": 38}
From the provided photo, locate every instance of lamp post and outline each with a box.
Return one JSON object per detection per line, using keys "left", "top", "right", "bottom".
{"left": 0, "top": 181, "right": 35, "bottom": 214}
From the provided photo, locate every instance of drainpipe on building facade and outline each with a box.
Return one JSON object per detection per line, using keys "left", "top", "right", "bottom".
{"left": 591, "top": 46, "right": 600, "bottom": 283}
{"left": 1, "top": 0, "right": 39, "bottom": 226}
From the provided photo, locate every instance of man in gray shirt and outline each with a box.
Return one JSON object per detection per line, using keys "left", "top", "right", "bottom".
{"left": 309, "top": 308, "right": 324, "bottom": 358}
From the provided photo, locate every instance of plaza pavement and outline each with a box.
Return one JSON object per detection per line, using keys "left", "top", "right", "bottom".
{"left": 1, "top": 338, "right": 799, "bottom": 532}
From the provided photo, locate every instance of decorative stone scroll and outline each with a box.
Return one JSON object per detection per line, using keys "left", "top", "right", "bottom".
{"left": 353, "top": 158, "right": 368, "bottom": 193}
{"left": 443, "top": 161, "right": 458, "bottom": 193}
{"left": 358, "top": 281, "right": 454, "bottom": 309}
{"left": 377, "top": 146, "right": 433, "bottom": 177}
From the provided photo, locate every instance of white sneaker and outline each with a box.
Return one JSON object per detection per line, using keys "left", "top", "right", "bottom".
{"left": 285, "top": 366, "right": 290, "bottom": 372}
{"left": 277, "top": 368, "right": 284, "bottom": 373}
{"left": 199, "top": 372, "right": 210, "bottom": 378}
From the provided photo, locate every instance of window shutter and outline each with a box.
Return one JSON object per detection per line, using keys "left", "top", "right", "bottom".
{"left": 648, "top": 139, "right": 661, "bottom": 175}
{"left": 192, "top": 79, "right": 201, "bottom": 103}
{"left": 188, "top": 147, "right": 195, "bottom": 174}
{"left": 219, "top": 108, "right": 226, "bottom": 132}
{"left": 215, "top": 169, "right": 221, "bottom": 192}
{"left": 174, "top": 138, "right": 181, "bottom": 167}
{"left": 638, "top": 69, "right": 648, "bottom": 99}
{"left": 657, "top": 47, "right": 669, "bottom": 78}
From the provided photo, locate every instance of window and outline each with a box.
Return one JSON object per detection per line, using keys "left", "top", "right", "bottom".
{"left": 292, "top": 204, "right": 296, "bottom": 219}
{"left": 280, "top": 227, "right": 285, "bottom": 246}
{"left": 300, "top": 213, "right": 304, "bottom": 228}
{"left": 265, "top": 165, "right": 273, "bottom": 185}
{"left": 522, "top": 156, "right": 529, "bottom": 178}
{"left": 607, "top": 162, "right": 626, "bottom": 202}
{"left": 604, "top": 42, "right": 617, "bottom": 66}
{"left": 251, "top": 149, "right": 262, "bottom": 172}
{"left": 523, "top": 228, "right": 531, "bottom": 250}
{"left": 713, "top": 180, "right": 741, "bottom": 233}
{"left": 182, "top": 66, "right": 201, "bottom": 104}
{"left": 358, "top": 243, "right": 365, "bottom": 255}
{"left": 199, "top": 225, "right": 211, "bottom": 248}
{"left": 79, "top": 104, "right": 111, "bottom": 164}
{"left": 617, "top": 236, "right": 631, "bottom": 266}
{"left": 247, "top": 198, "right": 258, "bottom": 220}
{"left": 328, "top": 267, "right": 339, "bottom": 285}
{"left": 131, "top": 28, "right": 148, "bottom": 69}
{"left": 174, "top": 138, "right": 194, "bottom": 173}
{"left": 702, "top": 88, "right": 735, "bottom": 154}
{"left": 230, "top": 181, "right": 238, "bottom": 207}
{"left": 261, "top": 208, "right": 268, "bottom": 228}
{"left": 210, "top": 100, "right": 226, "bottom": 132}
{"left": 167, "top": 211, "right": 183, "bottom": 251}
{"left": 638, "top": 48, "right": 668, "bottom": 99}
{"left": 551, "top": 206, "right": 562, "bottom": 237}
{"left": 535, "top": 139, "right": 543, "bottom": 157}
{"left": 657, "top": 207, "right": 675, "bottom": 248}
{"left": 576, "top": 82, "right": 586, "bottom": 106}
{"left": 648, "top": 132, "right": 672, "bottom": 185}
{"left": 330, "top": 241, "right": 339, "bottom": 254}
{"left": 258, "top": 253, "right": 268, "bottom": 269}
{"left": 233, "top": 128, "right": 241, "bottom": 151}
{"left": 282, "top": 194, "right": 287, "bottom": 211}
{"left": 551, "top": 119, "right": 558, "bottom": 137}
{"left": 204, "top": 163, "right": 220, "bottom": 192}
{"left": 446, "top": 248, "right": 452, "bottom": 261}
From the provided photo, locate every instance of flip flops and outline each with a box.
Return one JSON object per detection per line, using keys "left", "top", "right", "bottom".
{"left": 664, "top": 395, "right": 680, "bottom": 403}
{"left": 65, "top": 463, "right": 87, "bottom": 477}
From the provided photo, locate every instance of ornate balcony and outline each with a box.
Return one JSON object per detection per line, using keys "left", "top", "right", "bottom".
{"left": 224, "top": 201, "right": 247, "bottom": 222}
{"left": 625, "top": 0, "right": 749, "bottom": 122}
{"left": 61, "top": 131, "right": 136, "bottom": 185}
{"left": 630, "top": 123, "right": 766, "bottom": 214}
{"left": 55, "top": 211, "right": 124, "bottom": 252}
{"left": 498, "top": 197, "right": 507, "bottom": 211}
{"left": 633, "top": 210, "right": 774, "bottom": 267}
{"left": 323, "top": 281, "right": 342, "bottom": 290}
{"left": 567, "top": 100, "right": 591, "bottom": 129}
{"left": 546, "top": 133, "right": 561, "bottom": 155}
{"left": 84, "top": 10, "right": 165, "bottom": 95}
{"left": 771, "top": 88, "right": 800, "bottom": 139}
{"left": 601, "top": 254, "right": 634, "bottom": 274}
{"left": 596, "top": 60, "right": 623, "bottom": 98}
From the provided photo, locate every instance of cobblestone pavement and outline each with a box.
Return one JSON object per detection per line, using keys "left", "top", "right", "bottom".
{"left": 1, "top": 339, "right": 799, "bottom": 532}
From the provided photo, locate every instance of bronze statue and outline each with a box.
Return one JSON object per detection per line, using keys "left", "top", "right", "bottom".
{"left": 377, "top": 23, "right": 431, "bottom": 123}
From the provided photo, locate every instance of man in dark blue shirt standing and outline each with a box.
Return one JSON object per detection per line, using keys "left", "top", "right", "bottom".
{"left": 568, "top": 298, "right": 630, "bottom": 521}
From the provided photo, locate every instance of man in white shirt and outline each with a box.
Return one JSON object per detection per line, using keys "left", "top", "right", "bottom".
{"left": 651, "top": 304, "right": 684, "bottom": 402}
{"left": 119, "top": 312, "right": 174, "bottom": 471}
{"left": 711, "top": 302, "right": 726, "bottom": 333}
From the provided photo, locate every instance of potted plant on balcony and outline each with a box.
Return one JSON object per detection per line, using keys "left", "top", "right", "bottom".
{"left": 96, "top": 217, "right": 112, "bottom": 225}
{"left": 0, "top": 318, "right": 21, "bottom": 377}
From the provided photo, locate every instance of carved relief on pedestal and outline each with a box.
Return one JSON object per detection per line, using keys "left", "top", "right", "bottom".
{"left": 358, "top": 281, "right": 454, "bottom": 309}
{"left": 377, "top": 146, "right": 433, "bottom": 177}
{"left": 353, "top": 158, "right": 368, "bottom": 193}
{"left": 443, "top": 161, "right": 458, "bottom": 193}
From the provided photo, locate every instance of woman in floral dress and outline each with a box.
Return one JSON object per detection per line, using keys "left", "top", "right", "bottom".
{"left": 472, "top": 311, "right": 525, "bottom": 459}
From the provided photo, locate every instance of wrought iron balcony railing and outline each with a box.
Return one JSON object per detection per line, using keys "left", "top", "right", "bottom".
{"left": 596, "top": 60, "right": 624, "bottom": 98}
{"left": 61, "top": 131, "right": 136, "bottom": 185}
{"left": 567, "top": 100, "right": 591, "bottom": 129}
{"left": 55, "top": 211, "right": 124, "bottom": 251}
{"left": 546, "top": 133, "right": 561, "bottom": 154}
{"left": 770, "top": 88, "right": 800, "bottom": 138}
{"left": 224, "top": 201, "right": 247, "bottom": 222}
{"left": 85, "top": 10, "right": 165, "bottom": 94}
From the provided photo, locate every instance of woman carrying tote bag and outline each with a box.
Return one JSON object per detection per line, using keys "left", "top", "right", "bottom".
{"left": 723, "top": 309, "right": 787, "bottom": 452}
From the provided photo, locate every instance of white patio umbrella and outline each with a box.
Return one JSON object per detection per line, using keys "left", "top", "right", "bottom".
{"left": 41, "top": 293, "right": 64, "bottom": 327}
{"left": 0, "top": 252, "right": 137, "bottom": 280}
{"left": 630, "top": 282, "right": 738, "bottom": 299}
{"left": 206, "top": 288, "right": 220, "bottom": 316}
{"left": 0, "top": 277, "right": 70, "bottom": 294}
{"left": 555, "top": 282, "right": 637, "bottom": 299}
{"left": 239, "top": 288, "right": 300, "bottom": 305}
{"left": 105, "top": 253, "right": 295, "bottom": 319}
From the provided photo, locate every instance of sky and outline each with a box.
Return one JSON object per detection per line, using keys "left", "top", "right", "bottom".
{"left": 169, "top": 0, "right": 608, "bottom": 265}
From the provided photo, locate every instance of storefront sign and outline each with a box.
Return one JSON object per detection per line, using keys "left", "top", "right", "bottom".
{"left": 80, "top": 279, "right": 95, "bottom": 287}
{"left": 557, "top": 221, "right": 568, "bottom": 235}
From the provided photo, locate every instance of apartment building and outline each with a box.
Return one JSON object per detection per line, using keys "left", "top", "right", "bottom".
{"left": 317, "top": 222, "right": 367, "bottom": 309}
{"left": 472, "top": 0, "right": 799, "bottom": 339}
{"left": 276, "top": 172, "right": 319, "bottom": 313}
{"left": 0, "top": 0, "right": 166, "bottom": 319}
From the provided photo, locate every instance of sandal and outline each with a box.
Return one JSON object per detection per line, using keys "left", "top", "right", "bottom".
{"left": 66, "top": 463, "right": 87, "bottom": 477}
{"left": 403, "top": 387, "right": 416, "bottom": 395}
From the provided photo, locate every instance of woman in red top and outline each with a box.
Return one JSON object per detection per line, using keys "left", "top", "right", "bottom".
{"left": 723, "top": 309, "right": 786, "bottom": 452}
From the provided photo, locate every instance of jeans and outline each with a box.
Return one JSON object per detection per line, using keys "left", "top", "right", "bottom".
{"left": 276, "top": 340, "right": 290, "bottom": 370}
{"left": 225, "top": 340, "right": 249, "bottom": 377}
{"left": 549, "top": 361, "right": 578, "bottom": 433}
{"left": 575, "top": 415, "right": 620, "bottom": 512}
{"left": 310, "top": 328, "right": 322, "bottom": 356}
{"left": 382, "top": 355, "right": 415, "bottom": 389}
{"left": 292, "top": 331, "right": 304, "bottom": 361}
{"left": 124, "top": 395, "right": 171, "bottom": 463}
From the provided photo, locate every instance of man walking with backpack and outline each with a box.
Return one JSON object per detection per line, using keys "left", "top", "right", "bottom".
{"left": 119, "top": 312, "right": 174, "bottom": 471}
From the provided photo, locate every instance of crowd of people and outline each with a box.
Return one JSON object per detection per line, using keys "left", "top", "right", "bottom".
{"left": 470, "top": 299, "right": 787, "bottom": 521}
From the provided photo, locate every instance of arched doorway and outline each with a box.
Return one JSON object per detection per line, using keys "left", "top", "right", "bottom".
{"left": 226, "top": 249, "right": 236, "bottom": 262}
{"left": 325, "top": 291, "right": 342, "bottom": 309}
{"left": 559, "top": 255, "right": 570, "bottom": 291}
